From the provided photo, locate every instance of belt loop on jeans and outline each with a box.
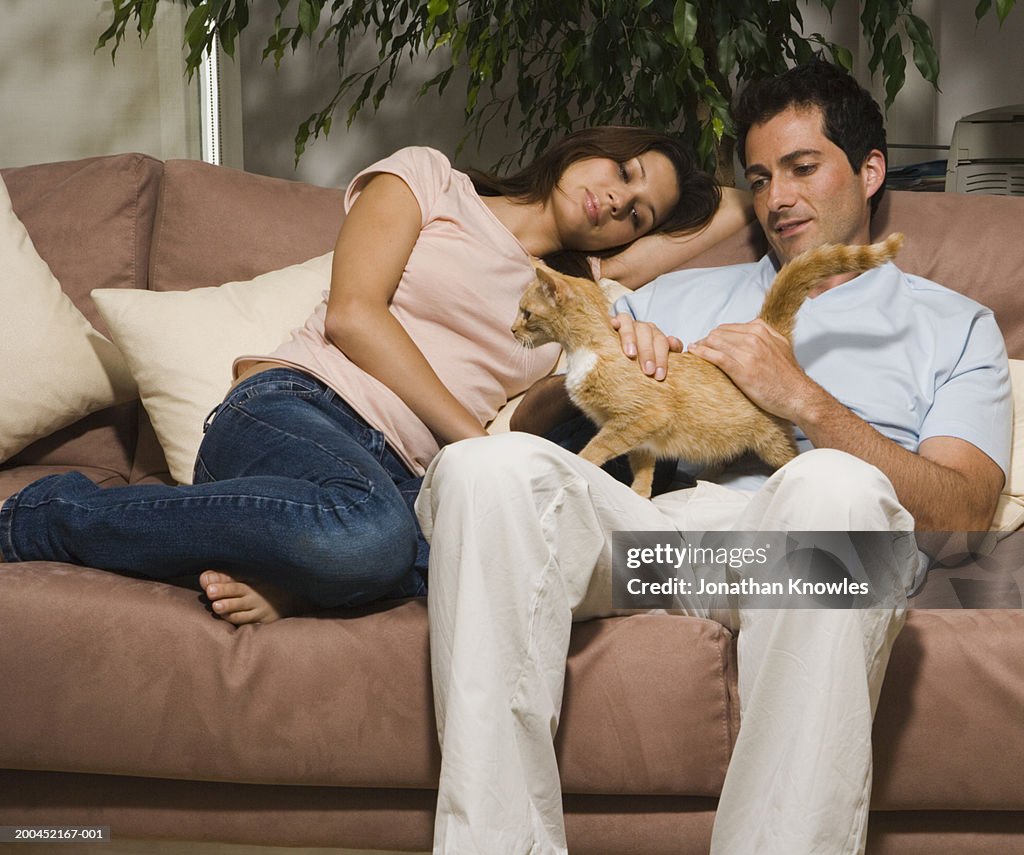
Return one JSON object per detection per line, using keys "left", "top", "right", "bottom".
{"left": 202, "top": 403, "right": 223, "bottom": 433}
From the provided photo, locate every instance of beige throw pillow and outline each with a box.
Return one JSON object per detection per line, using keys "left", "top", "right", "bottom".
{"left": 0, "top": 176, "right": 136, "bottom": 462}
{"left": 992, "top": 358, "right": 1024, "bottom": 533}
{"left": 92, "top": 254, "right": 332, "bottom": 485}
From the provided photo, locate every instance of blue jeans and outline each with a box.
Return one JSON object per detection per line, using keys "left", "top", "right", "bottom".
{"left": 0, "top": 368, "right": 428, "bottom": 607}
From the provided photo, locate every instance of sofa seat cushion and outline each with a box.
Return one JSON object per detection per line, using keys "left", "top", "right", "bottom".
{"left": 557, "top": 614, "right": 738, "bottom": 796}
{"left": 0, "top": 566, "right": 738, "bottom": 797}
{"left": 2, "top": 563, "right": 1021, "bottom": 810}
{"left": 873, "top": 609, "right": 1024, "bottom": 810}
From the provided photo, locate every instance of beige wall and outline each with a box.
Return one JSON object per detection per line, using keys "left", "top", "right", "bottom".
{"left": 0, "top": 0, "right": 206, "bottom": 168}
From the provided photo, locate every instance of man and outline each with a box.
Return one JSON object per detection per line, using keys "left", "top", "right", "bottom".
{"left": 416, "top": 61, "right": 1011, "bottom": 855}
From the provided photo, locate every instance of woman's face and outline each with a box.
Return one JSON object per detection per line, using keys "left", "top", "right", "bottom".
{"left": 552, "top": 150, "right": 680, "bottom": 252}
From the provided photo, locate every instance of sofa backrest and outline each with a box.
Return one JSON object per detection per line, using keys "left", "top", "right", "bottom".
{"left": 148, "top": 159, "right": 346, "bottom": 292}
{"left": 681, "top": 189, "right": 1024, "bottom": 360}
{"left": 0, "top": 153, "right": 163, "bottom": 479}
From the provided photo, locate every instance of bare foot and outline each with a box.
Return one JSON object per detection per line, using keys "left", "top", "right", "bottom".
{"left": 199, "top": 570, "right": 307, "bottom": 625}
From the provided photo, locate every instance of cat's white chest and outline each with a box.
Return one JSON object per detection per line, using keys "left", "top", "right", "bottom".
{"left": 565, "top": 349, "right": 598, "bottom": 395}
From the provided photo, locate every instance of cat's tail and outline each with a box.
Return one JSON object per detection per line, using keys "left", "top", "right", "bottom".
{"left": 759, "top": 232, "right": 904, "bottom": 339}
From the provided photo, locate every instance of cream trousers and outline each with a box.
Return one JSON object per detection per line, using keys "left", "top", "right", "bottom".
{"left": 416, "top": 433, "right": 918, "bottom": 855}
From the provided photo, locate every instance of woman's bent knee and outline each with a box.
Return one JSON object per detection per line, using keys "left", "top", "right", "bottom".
{"left": 292, "top": 486, "right": 419, "bottom": 607}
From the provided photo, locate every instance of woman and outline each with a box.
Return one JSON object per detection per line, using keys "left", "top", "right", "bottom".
{"left": 0, "top": 128, "right": 750, "bottom": 624}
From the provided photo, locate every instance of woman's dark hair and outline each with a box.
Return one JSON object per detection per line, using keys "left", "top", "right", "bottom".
{"left": 469, "top": 126, "right": 720, "bottom": 277}
{"left": 733, "top": 60, "right": 888, "bottom": 215}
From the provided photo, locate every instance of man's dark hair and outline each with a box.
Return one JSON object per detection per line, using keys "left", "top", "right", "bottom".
{"left": 733, "top": 60, "right": 888, "bottom": 215}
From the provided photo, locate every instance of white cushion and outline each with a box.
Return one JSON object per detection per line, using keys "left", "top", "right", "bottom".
{"left": 992, "top": 358, "right": 1024, "bottom": 533}
{"left": 0, "top": 176, "right": 136, "bottom": 462}
{"left": 92, "top": 254, "right": 331, "bottom": 484}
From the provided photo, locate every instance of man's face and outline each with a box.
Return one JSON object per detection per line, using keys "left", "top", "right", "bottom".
{"left": 743, "top": 105, "right": 885, "bottom": 264}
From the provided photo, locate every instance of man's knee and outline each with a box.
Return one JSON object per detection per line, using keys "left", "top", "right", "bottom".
{"left": 773, "top": 449, "right": 906, "bottom": 523}
{"left": 784, "top": 449, "right": 894, "bottom": 495}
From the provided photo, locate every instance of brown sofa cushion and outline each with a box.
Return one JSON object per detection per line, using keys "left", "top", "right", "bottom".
{"left": 2, "top": 559, "right": 1021, "bottom": 811}
{"left": 149, "top": 160, "right": 346, "bottom": 292}
{"left": 873, "top": 609, "right": 1024, "bottom": 810}
{"left": 1, "top": 153, "right": 161, "bottom": 329}
{"left": 0, "top": 565, "right": 738, "bottom": 799}
{"left": 0, "top": 154, "right": 163, "bottom": 479}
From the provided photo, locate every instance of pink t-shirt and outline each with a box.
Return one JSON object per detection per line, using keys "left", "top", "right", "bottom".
{"left": 235, "top": 147, "right": 560, "bottom": 475}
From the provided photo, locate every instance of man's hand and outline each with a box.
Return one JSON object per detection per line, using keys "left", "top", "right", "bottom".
{"left": 689, "top": 319, "right": 1003, "bottom": 531}
{"left": 688, "top": 319, "right": 824, "bottom": 422}
{"left": 612, "top": 313, "right": 683, "bottom": 381}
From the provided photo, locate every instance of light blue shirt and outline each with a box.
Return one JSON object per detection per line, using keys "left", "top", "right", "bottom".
{"left": 615, "top": 257, "right": 1012, "bottom": 494}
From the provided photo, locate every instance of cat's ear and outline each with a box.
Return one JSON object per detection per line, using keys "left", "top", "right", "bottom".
{"left": 535, "top": 267, "right": 568, "bottom": 303}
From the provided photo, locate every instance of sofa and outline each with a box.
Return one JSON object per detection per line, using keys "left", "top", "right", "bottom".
{"left": 1, "top": 152, "right": 1023, "bottom": 855}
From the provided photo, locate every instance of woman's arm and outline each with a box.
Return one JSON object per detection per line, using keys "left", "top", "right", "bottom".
{"left": 324, "top": 173, "right": 486, "bottom": 445}
{"left": 600, "top": 187, "right": 754, "bottom": 290}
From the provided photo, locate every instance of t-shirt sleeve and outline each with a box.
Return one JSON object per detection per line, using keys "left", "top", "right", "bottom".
{"left": 613, "top": 282, "right": 655, "bottom": 321}
{"left": 920, "top": 310, "right": 1012, "bottom": 481}
{"left": 343, "top": 146, "right": 451, "bottom": 228}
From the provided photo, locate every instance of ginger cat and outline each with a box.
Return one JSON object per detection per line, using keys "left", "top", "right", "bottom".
{"left": 512, "top": 234, "right": 904, "bottom": 497}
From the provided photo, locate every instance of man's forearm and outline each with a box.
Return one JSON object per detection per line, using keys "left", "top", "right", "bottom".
{"left": 688, "top": 321, "right": 1002, "bottom": 532}
{"left": 796, "top": 384, "right": 1000, "bottom": 531}
{"left": 509, "top": 375, "right": 580, "bottom": 436}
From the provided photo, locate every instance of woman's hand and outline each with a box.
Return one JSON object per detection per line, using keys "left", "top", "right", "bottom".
{"left": 611, "top": 313, "right": 683, "bottom": 381}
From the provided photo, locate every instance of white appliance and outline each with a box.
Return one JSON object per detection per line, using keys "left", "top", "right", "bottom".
{"left": 945, "top": 104, "right": 1024, "bottom": 194}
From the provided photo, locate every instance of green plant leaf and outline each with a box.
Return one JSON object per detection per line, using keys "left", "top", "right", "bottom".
{"left": 833, "top": 43, "right": 854, "bottom": 71}
{"left": 997, "top": 0, "right": 1016, "bottom": 23}
{"left": 298, "top": 0, "right": 320, "bottom": 36}
{"left": 139, "top": 0, "right": 157, "bottom": 34}
{"left": 976, "top": 0, "right": 993, "bottom": 19}
{"left": 673, "top": 0, "right": 698, "bottom": 51}
{"left": 905, "top": 14, "right": 939, "bottom": 84}
{"left": 882, "top": 34, "right": 906, "bottom": 107}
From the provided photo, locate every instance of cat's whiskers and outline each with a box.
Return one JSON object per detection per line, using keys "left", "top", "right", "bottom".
{"left": 508, "top": 338, "right": 527, "bottom": 371}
